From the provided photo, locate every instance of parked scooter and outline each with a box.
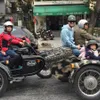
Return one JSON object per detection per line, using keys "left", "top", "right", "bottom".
{"left": 36, "top": 28, "right": 54, "bottom": 40}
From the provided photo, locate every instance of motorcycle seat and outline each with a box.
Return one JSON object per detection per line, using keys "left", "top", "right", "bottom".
{"left": 40, "top": 53, "right": 47, "bottom": 57}
{"left": 68, "top": 55, "right": 81, "bottom": 63}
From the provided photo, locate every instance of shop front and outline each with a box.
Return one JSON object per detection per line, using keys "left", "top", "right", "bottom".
{"left": 33, "top": 4, "right": 90, "bottom": 31}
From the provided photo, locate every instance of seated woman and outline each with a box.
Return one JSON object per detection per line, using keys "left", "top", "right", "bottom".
{"left": 0, "top": 21, "right": 24, "bottom": 68}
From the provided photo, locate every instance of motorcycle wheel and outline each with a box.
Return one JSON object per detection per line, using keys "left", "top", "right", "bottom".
{"left": 74, "top": 65, "right": 100, "bottom": 100}
{"left": 43, "top": 36, "right": 47, "bottom": 40}
{"left": 49, "top": 35, "right": 54, "bottom": 40}
{"left": 37, "top": 68, "right": 52, "bottom": 79}
{"left": 50, "top": 37, "right": 54, "bottom": 40}
{"left": 0, "top": 69, "right": 8, "bottom": 97}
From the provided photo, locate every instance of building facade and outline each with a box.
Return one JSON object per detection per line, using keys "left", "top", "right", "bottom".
{"left": 0, "top": 0, "right": 20, "bottom": 25}
{"left": 0, "top": 0, "right": 6, "bottom": 24}
{"left": 33, "top": 0, "right": 90, "bottom": 32}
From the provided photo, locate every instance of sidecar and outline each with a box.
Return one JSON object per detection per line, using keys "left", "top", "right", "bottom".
{"left": 0, "top": 55, "right": 45, "bottom": 97}
{"left": 72, "top": 59, "right": 100, "bottom": 100}
{"left": 51, "top": 57, "right": 100, "bottom": 100}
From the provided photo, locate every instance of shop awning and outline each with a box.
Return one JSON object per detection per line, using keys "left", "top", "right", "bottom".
{"left": 33, "top": 5, "right": 90, "bottom": 16}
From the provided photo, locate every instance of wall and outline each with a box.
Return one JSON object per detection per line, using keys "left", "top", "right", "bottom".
{"left": 34, "top": 16, "right": 46, "bottom": 32}
{"left": 0, "top": 0, "right": 5, "bottom": 16}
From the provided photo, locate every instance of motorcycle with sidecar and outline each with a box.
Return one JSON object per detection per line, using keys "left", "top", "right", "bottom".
{"left": 12, "top": 45, "right": 100, "bottom": 100}
{"left": 0, "top": 43, "right": 100, "bottom": 100}
{"left": 0, "top": 47, "right": 45, "bottom": 97}
{"left": 38, "top": 46, "right": 100, "bottom": 100}
{"left": 51, "top": 56, "right": 100, "bottom": 100}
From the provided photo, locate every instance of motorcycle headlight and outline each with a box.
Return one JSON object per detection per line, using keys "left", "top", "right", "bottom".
{"left": 70, "top": 63, "right": 80, "bottom": 69}
{"left": 70, "top": 63, "right": 75, "bottom": 69}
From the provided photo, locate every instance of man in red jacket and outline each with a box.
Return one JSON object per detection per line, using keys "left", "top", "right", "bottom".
{"left": 1, "top": 21, "right": 24, "bottom": 68}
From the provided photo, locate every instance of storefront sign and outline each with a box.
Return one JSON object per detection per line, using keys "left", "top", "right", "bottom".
{"left": 33, "top": 5, "right": 90, "bottom": 16}
{"left": 34, "top": 1, "right": 83, "bottom": 5}
{"left": 52, "top": 1, "right": 73, "bottom": 4}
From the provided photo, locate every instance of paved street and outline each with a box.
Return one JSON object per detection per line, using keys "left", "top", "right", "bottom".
{"left": 38, "top": 37, "right": 62, "bottom": 50}
{"left": 1, "top": 38, "right": 80, "bottom": 100}
{"left": 1, "top": 76, "right": 80, "bottom": 100}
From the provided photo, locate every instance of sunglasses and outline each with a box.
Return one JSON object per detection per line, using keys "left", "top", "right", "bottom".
{"left": 69, "top": 21, "right": 76, "bottom": 23}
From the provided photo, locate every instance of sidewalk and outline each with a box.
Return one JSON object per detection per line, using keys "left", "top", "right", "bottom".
{"left": 38, "top": 37, "right": 62, "bottom": 51}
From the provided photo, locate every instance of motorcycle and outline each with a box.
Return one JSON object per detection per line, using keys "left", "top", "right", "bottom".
{"left": 46, "top": 30, "right": 54, "bottom": 40}
{"left": 42, "top": 47, "right": 100, "bottom": 100}
{"left": 11, "top": 41, "right": 52, "bottom": 79}
{"left": 36, "top": 28, "right": 54, "bottom": 40}
{"left": 0, "top": 44, "right": 100, "bottom": 100}
{"left": 37, "top": 46, "right": 100, "bottom": 100}
{"left": 0, "top": 47, "right": 45, "bottom": 97}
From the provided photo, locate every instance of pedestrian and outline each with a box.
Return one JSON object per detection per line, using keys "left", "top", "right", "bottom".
{"left": 61, "top": 15, "right": 80, "bottom": 56}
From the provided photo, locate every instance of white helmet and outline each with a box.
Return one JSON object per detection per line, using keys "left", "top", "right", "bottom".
{"left": 78, "top": 19, "right": 88, "bottom": 29}
{"left": 4, "top": 21, "right": 13, "bottom": 27}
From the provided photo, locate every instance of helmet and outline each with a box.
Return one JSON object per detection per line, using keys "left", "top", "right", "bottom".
{"left": 68, "top": 15, "right": 76, "bottom": 22}
{"left": 87, "top": 40, "right": 98, "bottom": 49}
{"left": 78, "top": 19, "right": 88, "bottom": 29}
{"left": 4, "top": 21, "right": 13, "bottom": 27}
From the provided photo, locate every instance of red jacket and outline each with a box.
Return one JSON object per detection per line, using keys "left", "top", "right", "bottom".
{"left": 1, "top": 32, "right": 23, "bottom": 52}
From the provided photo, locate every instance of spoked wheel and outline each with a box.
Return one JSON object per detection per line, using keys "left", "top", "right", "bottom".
{"left": 74, "top": 65, "right": 100, "bottom": 100}
{"left": 0, "top": 69, "right": 8, "bottom": 97}
{"left": 37, "top": 68, "right": 52, "bottom": 79}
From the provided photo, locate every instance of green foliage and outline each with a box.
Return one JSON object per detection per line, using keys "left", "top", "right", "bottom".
{"left": 16, "top": 0, "right": 35, "bottom": 34}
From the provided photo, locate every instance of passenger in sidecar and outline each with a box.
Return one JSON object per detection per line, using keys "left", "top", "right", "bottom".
{"left": 51, "top": 39, "right": 100, "bottom": 83}
{"left": 79, "top": 40, "right": 100, "bottom": 60}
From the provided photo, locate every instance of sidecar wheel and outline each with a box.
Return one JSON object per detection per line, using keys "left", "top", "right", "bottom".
{"left": 0, "top": 69, "right": 8, "bottom": 97}
{"left": 37, "top": 68, "right": 52, "bottom": 79}
{"left": 74, "top": 65, "right": 100, "bottom": 100}
{"left": 43, "top": 36, "right": 47, "bottom": 40}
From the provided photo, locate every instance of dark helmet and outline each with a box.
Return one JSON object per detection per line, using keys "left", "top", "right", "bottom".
{"left": 68, "top": 15, "right": 76, "bottom": 22}
{"left": 87, "top": 40, "right": 98, "bottom": 49}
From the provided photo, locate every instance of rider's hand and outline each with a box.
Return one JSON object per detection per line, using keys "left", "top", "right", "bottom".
{"left": 23, "top": 40, "right": 26, "bottom": 43}
{"left": 19, "top": 42, "right": 24, "bottom": 46}
{"left": 77, "top": 45, "right": 81, "bottom": 50}
{"left": 1, "top": 51, "right": 6, "bottom": 55}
